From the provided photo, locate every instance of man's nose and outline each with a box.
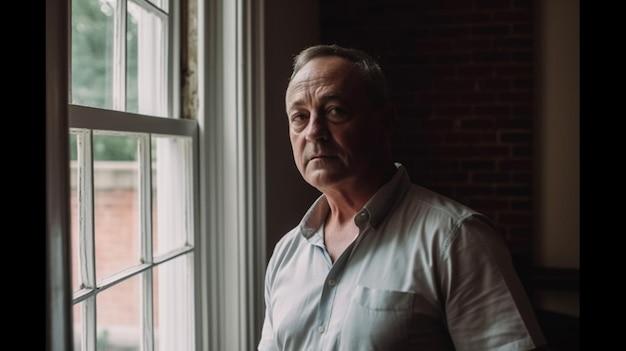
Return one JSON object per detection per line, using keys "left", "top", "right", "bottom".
{"left": 305, "top": 114, "right": 329, "bottom": 142}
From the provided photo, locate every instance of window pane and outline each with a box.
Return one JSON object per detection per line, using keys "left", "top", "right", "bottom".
{"left": 71, "top": 0, "right": 115, "bottom": 109}
{"left": 155, "top": 255, "right": 195, "bottom": 350}
{"left": 93, "top": 132, "right": 142, "bottom": 280}
{"left": 152, "top": 135, "right": 193, "bottom": 257}
{"left": 127, "top": 1, "right": 168, "bottom": 117}
{"left": 97, "top": 277, "right": 142, "bottom": 351}
{"left": 73, "top": 303, "right": 83, "bottom": 350}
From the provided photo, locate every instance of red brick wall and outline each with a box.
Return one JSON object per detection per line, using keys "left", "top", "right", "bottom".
{"left": 70, "top": 188, "right": 142, "bottom": 326}
{"left": 319, "top": 0, "right": 535, "bottom": 276}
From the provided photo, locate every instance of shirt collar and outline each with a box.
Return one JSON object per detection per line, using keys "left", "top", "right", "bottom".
{"left": 298, "top": 163, "right": 411, "bottom": 238}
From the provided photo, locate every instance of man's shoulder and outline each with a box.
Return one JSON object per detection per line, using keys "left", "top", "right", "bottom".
{"left": 402, "top": 183, "right": 481, "bottom": 222}
{"left": 274, "top": 225, "right": 303, "bottom": 249}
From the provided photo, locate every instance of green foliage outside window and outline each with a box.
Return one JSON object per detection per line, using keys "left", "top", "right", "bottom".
{"left": 71, "top": 0, "right": 139, "bottom": 161}
{"left": 70, "top": 133, "right": 138, "bottom": 161}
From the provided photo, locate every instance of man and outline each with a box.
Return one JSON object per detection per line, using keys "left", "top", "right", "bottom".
{"left": 258, "top": 44, "right": 548, "bottom": 351}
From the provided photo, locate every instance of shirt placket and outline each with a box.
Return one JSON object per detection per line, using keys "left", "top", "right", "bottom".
{"left": 315, "top": 209, "right": 372, "bottom": 350}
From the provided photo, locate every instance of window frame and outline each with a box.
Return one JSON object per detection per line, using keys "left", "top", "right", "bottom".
{"left": 198, "top": 0, "right": 266, "bottom": 349}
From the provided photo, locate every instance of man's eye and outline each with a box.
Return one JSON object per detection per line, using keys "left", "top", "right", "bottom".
{"left": 291, "top": 114, "right": 307, "bottom": 123}
{"left": 290, "top": 114, "right": 308, "bottom": 131}
{"left": 328, "top": 107, "right": 342, "bottom": 114}
{"left": 327, "top": 107, "right": 348, "bottom": 121}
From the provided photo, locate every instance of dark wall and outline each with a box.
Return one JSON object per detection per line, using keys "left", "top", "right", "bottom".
{"left": 318, "top": 0, "right": 536, "bottom": 277}
{"left": 264, "top": 0, "right": 322, "bottom": 260}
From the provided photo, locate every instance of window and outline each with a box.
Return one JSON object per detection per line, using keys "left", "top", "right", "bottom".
{"left": 69, "top": 0, "right": 198, "bottom": 350}
{"left": 46, "top": 0, "right": 266, "bottom": 350}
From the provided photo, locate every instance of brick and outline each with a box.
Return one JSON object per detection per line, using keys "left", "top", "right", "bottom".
{"left": 513, "top": 24, "right": 532, "bottom": 35}
{"left": 498, "top": 158, "right": 532, "bottom": 170}
{"left": 473, "top": 172, "right": 511, "bottom": 183}
{"left": 457, "top": 91, "right": 497, "bottom": 104}
{"left": 472, "top": 25, "right": 510, "bottom": 36}
{"left": 493, "top": 10, "right": 532, "bottom": 22}
{"left": 459, "top": 117, "right": 495, "bottom": 129}
{"left": 433, "top": 105, "right": 472, "bottom": 117}
{"left": 476, "top": 0, "right": 512, "bottom": 10}
{"left": 454, "top": 38, "right": 492, "bottom": 51}
{"left": 493, "top": 116, "right": 531, "bottom": 129}
{"left": 511, "top": 50, "right": 533, "bottom": 62}
{"left": 479, "top": 79, "right": 514, "bottom": 91}
{"left": 513, "top": 78, "right": 532, "bottom": 89}
{"left": 499, "top": 212, "right": 532, "bottom": 226}
{"left": 472, "top": 51, "right": 512, "bottom": 63}
{"left": 443, "top": 131, "right": 498, "bottom": 143}
{"left": 416, "top": 159, "right": 461, "bottom": 171}
{"left": 432, "top": 0, "right": 474, "bottom": 12}
{"left": 493, "top": 185, "right": 531, "bottom": 197}
{"left": 461, "top": 159, "right": 496, "bottom": 170}
{"left": 418, "top": 117, "right": 457, "bottom": 129}
{"left": 511, "top": 199, "right": 532, "bottom": 210}
{"left": 416, "top": 91, "right": 459, "bottom": 104}
{"left": 432, "top": 78, "right": 475, "bottom": 91}
{"left": 466, "top": 197, "right": 510, "bottom": 211}
{"left": 500, "top": 131, "right": 532, "bottom": 143}
{"left": 455, "top": 184, "right": 494, "bottom": 197}
{"left": 412, "top": 38, "right": 454, "bottom": 51}
{"left": 511, "top": 173, "right": 532, "bottom": 184}
{"left": 458, "top": 64, "right": 494, "bottom": 77}
{"left": 494, "top": 64, "right": 532, "bottom": 76}
{"left": 497, "top": 91, "right": 532, "bottom": 104}
{"left": 432, "top": 26, "right": 471, "bottom": 38}
{"left": 512, "top": 145, "right": 532, "bottom": 157}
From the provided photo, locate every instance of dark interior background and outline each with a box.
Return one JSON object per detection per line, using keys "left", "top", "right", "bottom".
{"left": 319, "top": 0, "right": 539, "bottom": 291}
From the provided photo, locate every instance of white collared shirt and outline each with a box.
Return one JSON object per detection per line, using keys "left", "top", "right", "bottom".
{"left": 259, "top": 163, "right": 546, "bottom": 351}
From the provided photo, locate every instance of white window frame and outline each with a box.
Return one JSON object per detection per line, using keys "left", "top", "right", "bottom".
{"left": 46, "top": 0, "right": 266, "bottom": 350}
{"left": 198, "top": 0, "right": 266, "bottom": 349}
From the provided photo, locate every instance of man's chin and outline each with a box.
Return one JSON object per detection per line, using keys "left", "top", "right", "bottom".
{"left": 304, "top": 168, "right": 345, "bottom": 188}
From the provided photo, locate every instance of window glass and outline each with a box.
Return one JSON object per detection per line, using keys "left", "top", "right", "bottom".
{"left": 154, "top": 255, "right": 195, "bottom": 350}
{"left": 93, "top": 132, "right": 142, "bottom": 280}
{"left": 71, "top": 0, "right": 115, "bottom": 109}
{"left": 152, "top": 134, "right": 193, "bottom": 257}
{"left": 97, "top": 276, "right": 142, "bottom": 350}
{"left": 72, "top": 303, "right": 83, "bottom": 350}
{"left": 127, "top": 1, "right": 168, "bottom": 116}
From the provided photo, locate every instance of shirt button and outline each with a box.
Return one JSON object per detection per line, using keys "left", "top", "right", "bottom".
{"left": 328, "top": 279, "right": 336, "bottom": 286}
{"left": 318, "top": 325, "right": 325, "bottom": 333}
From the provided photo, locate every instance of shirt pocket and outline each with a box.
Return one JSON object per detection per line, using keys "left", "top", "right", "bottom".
{"left": 339, "top": 285, "right": 414, "bottom": 351}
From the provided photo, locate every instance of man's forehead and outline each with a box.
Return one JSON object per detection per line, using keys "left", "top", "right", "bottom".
{"left": 286, "top": 57, "right": 364, "bottom": 98}
{"left": 292, "top": 56, "right": 360, "bottom": 83}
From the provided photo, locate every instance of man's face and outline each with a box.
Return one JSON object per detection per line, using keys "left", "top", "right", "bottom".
{"left": 285, "top": 56, "right": 390, "bottom": 192}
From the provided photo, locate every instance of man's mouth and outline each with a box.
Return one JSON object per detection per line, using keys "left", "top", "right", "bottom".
{"left": 310, "top": 155, "right": 334, "bottom": 161}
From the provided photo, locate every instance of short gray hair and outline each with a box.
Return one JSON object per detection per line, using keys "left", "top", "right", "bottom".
{"left": 290, "top": 44, "right": 391, "bottom": 108}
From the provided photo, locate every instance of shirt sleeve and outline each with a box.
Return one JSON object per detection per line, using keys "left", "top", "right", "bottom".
{"left": 258, "top": 255, "right": 278, "bottom": 351}
{"left": 440, "top": 214, "right": 547, "bottom": 351}
{"left": 258, "top": 309, "right": 277, "bottom": 351}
